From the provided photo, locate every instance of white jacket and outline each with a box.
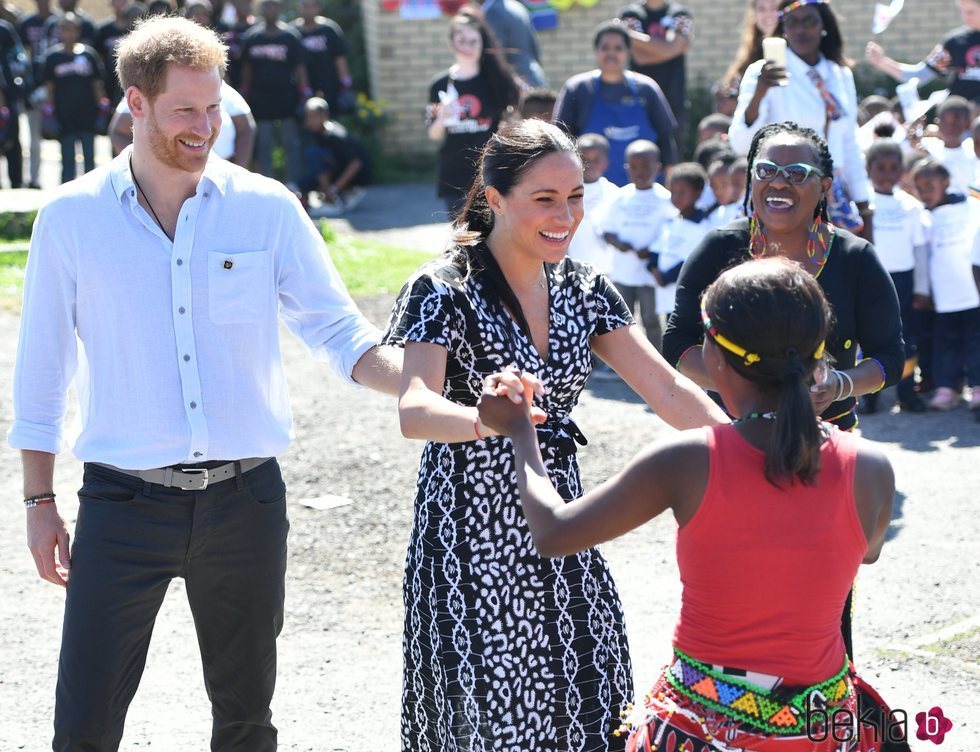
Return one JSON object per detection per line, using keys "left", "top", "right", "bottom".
{"left": 729, "top": 49, "right": 871, "bottom": 203}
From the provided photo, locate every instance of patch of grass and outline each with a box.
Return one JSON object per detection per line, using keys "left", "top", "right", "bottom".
{"left": 0, "top": 230, "right": 429, "bottom": 306}
{"left": 321, "top": 222, "right": 432, "bottom": 297}
{"left": 0, "top": 211, "right": 37, "bottom": 241}
{"left": 0, "top": 250, "right": 29, "bottom": 309}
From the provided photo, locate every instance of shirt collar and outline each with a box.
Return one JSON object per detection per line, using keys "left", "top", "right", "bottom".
{"left": 109, "top": 146, "right": 230, "bottom": 204}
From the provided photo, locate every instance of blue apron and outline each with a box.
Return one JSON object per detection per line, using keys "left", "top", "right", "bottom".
{"left": 582, "top": 72, "right": 658, "bottom": 187}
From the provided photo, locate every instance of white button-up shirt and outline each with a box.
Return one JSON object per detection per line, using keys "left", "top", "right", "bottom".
{"left": 8, "top": 150, "right": 380, "bottom": 469}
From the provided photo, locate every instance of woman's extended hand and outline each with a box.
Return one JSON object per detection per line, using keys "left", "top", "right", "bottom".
{"left": 810, "top": 369, "right": 843, "bottom": 415}
{"left": 478, "top": 370, "right": 547, "bottom": 436}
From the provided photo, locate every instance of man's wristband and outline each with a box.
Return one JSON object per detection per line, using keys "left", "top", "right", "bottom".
{"left": 24, "top": 492, "right": 56, "bottom": 509}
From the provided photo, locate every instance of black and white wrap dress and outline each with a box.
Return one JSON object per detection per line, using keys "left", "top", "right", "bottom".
{"left": 382, "top": 250, "right": 635, "bottom": 752}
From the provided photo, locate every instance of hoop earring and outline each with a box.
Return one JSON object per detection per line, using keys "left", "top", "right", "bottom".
{"left": 749, "top": 209, "right": 767, "bottom": 259}
{"left": 805, "top": 212, "right": 821, "bottom": 259}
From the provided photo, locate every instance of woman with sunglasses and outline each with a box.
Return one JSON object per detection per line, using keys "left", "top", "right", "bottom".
{"left": 663, "top": 121, "right": 904, "bottom": 658}
{"left": 728, "top": 0, "right": 873, "bottom": 240}
{"left": 427, "top": 8, "right": 521, "bottom": 217}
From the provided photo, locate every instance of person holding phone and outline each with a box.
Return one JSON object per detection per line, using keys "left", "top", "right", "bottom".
{"left": 728, "top": 0, "right": 874, "bottom": 241}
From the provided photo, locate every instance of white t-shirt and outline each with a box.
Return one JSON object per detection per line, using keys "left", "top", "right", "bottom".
{"left": 921, "top": 137, "right": 977, "bottom": 197}
{"left": 598, "top": 183, "right": 676, "bottom": 286}
{"left": 567, "top": 177, "right": 617, "bottom": 275}
{"left": 925, "top": 196, "right": 980, "bottom": 313}
{"left": 871, "top": 189, "right": 927, "bottom": 273}
{"left": 115, "top": 81, "right": 251, "bottom": 161}
{"left": 654, "top": 212, "right": 712, "bottom": 314}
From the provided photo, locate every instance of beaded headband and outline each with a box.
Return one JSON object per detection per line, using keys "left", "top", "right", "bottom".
{"left": 701, "top": 300, "right": 761, "bottom": 366}
{"left": 778, "top": 0, "right": 828, "bottom": 19}
{"left": 701, "top": 297, "right": 826, "bottom": 366}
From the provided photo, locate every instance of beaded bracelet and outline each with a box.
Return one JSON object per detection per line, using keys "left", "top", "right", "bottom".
{"left": 24, "top": 492, "right": 56, "bottom": 509}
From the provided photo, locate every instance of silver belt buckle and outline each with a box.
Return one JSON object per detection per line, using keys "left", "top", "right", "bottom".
{"left": 177, "top": 467, "right": 209, "bottom": 490}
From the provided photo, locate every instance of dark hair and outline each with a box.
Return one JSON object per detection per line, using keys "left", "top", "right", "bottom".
{"left": 451, "top": 120, "right": 581, "bottom": 337}
{"left": 911, "top": 158, "right": 950, "bottom": 181}
{"left": 693, "top": 135, "right": 736, "bottom": 171}
{"left": 625, "top": 138, "right": 660, "bottom": 161}
{"left": 725, "top": 0, "right": 769, "bottom": 89}
{"left": 742, "top": 121, "right": 834, "bottom": 222}
{"left": 577, "top": 132, "right": 609, "bottom": 155}
{"left": 519, "top": 87, "right": 557, "bottom": 118}
{"left": 450, "top": 9, "right": 520, "bottom": 114}
{"left": 704, "top": 257, "right": 832, "bottom": 486}
{"left": 669, "top": 162, "right": 707, "bottom": 194}
{"left": 708, "top": 152, "right": 738, "bottom": 174}
{"left": 593, "top": 18, "right": 631, "bottom": 49}
{"left": 936, "top": 95, "right": 971, "bottom": 119}
{"left": 865, "top": 138, "right": 902, "bottom": 168}
{"left": 698, "top": 112, "right": 733, "bottom": 134}
{"left": 858, "top": 94, "right": 891, "bottom": 125}
{"left": 776, "top": 0, "right": 850, "bottom": 67}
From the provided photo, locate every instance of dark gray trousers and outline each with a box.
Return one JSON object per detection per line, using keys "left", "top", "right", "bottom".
{"left": 53, "top": 459, "right": 289, "bottom": 752}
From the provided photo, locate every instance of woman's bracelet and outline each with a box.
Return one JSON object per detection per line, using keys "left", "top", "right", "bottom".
{"left": 832, "top": 369, "right": 854, "bottom": 401}
{"left": 24, "top": 492, "right": 56, "bottom": 509}
{"left": 473, "top": 409, "right": 484, "bottom": 441}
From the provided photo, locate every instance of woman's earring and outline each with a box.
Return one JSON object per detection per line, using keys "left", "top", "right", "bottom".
{"left": 821, "top": 29, "right": 828, "bottom": 37}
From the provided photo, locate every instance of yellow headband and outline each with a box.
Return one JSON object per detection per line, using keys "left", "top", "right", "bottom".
{"left": 701, "top": 297, "right": 825, "bottom": 367}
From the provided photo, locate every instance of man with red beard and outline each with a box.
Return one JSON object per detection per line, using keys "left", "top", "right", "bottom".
{"left": 8, "top": 15, "right": 401, "bottom": 751}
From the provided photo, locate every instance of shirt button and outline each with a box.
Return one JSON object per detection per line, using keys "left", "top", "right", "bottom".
{"left": 178, "top": 306, "right": 186, "bottom": 314}
{"left": 176, "top": 258, "right": 183, "bottom": 266}
{"left": 183, "top": 354, "right": 190, "bottom": 362}
{"left": 193, "top": 451, "right": 202, "bottom": 457}
{"left": 190, "top": 401, "right": 197, "bottom": 409}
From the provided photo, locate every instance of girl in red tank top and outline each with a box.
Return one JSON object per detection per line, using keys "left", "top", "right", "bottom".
{"left": 479, "top": 257, "right": 909, "bottom": 751}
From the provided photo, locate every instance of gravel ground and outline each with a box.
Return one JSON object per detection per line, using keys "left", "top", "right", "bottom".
{"left": 1, "top": 292, "right": 978, "bottom": 751}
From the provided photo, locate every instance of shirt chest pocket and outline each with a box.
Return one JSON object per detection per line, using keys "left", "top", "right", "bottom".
{"left": 208, "top": 250, "right": 273, "bottom": 324}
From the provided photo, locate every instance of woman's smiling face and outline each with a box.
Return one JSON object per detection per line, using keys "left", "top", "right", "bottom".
{"left": 750, "top": 134, "right": 831, "bottom": 235}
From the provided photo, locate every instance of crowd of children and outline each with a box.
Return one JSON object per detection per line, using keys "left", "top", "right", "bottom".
{"left": 566, "top": 71, "right": 980, "bottom": 418}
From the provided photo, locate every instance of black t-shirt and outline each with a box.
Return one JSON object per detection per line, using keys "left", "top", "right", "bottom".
{"left": 219, "top": 19, "right": 251, "bottom": 90}
{"left": 926, "top": 26, "right": 980, "bottom": 104}
{"left": 661, "top": 219, "right": 905, "bottom": 430}
{"left": 619, "top": 2, "right": 692, "bottom": 122}
{"left": 43, "top": 43, "right": 104, "bottom": 132}
{"left": 95, "top": 19, "right": 127, "bottom": 105}
{"left": 19, "top": 13, "right": 51, "bottom": 66}
{"left": 241, "top": 22, "right": 307, "bottom": 120}
{"left": 427, "top": 71, "right": 506, "bottom": 199}
{"left": 0, "top": 19, "right": 20, "bottom": 94}
{"left": 292, "top": 17, "right": 348, "bottom": 110}
{"left": 305, "top": 121, "right": 371, "bottom": 185}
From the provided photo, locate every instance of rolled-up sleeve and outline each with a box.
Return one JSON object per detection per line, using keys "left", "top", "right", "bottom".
{"left": 728, "top": 60, "right": 766, "bottom": 156}
{"left": 275, "top": 196, "right": 380, "bottom": 384}
{"left": 8, "top": 206, "right": 79, "bottom": 453}
{"left": 839, "top": 70, "right": 871, "bottom": 203}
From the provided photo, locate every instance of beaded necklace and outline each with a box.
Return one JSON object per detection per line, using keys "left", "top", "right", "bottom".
{"left": 732, "top": 411, "right": 777, "bottom": 424}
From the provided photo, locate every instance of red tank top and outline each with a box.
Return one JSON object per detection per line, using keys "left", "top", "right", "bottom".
{"left": 673, "top": 424, "right": 868, "bottom": 685}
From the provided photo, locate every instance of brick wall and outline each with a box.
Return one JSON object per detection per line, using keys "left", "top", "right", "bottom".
{"left": 363, "top": 0, "right": 961, "bottom": 158}
{"left": 10, "top": 0, "right": 962, "bottom": 159}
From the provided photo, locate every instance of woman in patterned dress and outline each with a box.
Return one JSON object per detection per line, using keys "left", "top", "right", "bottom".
{"left": 382, "top": 119, "right": 727, "bottom": 752}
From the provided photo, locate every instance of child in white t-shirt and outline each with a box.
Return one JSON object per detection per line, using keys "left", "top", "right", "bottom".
{"left": 862, "top": 140, "right": 929, "bottom": 413}
{"left": 912, "top": 159, "right": 980, "bottom": 413}
{"left": 599, "top": 139, "right": 676, "bottom": 350}
{"left": 567, "top": 133, "right": 617, "bottom": 275}
{"left": 650, "top": 163, "right": 712, "bottom": 318}
{"left": 920, "top": 96, "right": 976, "bottom": 197}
